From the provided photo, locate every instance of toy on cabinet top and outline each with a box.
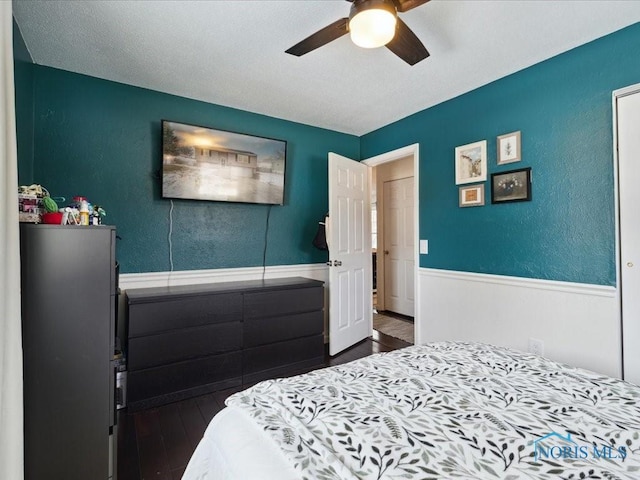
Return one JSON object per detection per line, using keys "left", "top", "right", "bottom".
{"left": 18, "top": 185, "right": 107, "bottom": 226}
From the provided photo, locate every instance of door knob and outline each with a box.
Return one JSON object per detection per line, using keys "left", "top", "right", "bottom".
{"left": 628, "top": 262, "right": 634, "bottom": 268}
{"left": 326, "top": 260, "right": 333, "bottom": 266}
{"left": 384, "top": 250, "right": 390, "bottom": 255}
{"left": 334, "top": 260, "right": 343, "bottom": 266}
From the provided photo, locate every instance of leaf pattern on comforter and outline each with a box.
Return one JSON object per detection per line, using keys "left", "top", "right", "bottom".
{"left": 226, "top": 342, "right": 640, "bottom": 479}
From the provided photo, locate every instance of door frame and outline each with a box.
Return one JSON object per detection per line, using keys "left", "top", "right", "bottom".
{"left": 377, "top": 161, "right": 414, "bottom": 315}
{"left": 613, "top": 83, "right": 640, "bottom": 381}
{"left": 363, "top": 143, "right": 420, "bottom": 343}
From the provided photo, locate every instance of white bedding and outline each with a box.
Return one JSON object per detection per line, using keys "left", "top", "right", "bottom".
{"left": 184, "top": 342, "right": 640, "bottom": 479}
{"left": 182, "top": 405, "right": 298, "bottom": 480}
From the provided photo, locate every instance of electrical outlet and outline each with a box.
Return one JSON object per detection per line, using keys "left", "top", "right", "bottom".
{"left": 420, "top": 239, "right": 429, "bottom": 254}
{"left": 528, "top": 337, "right": 545, "bottom": 356}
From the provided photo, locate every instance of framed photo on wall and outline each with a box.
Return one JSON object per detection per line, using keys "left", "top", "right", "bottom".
{"left": 491, "top": 167, "right": 531, "bottom": 204}
{"left": 455, "top": 140, "right": 487, "bottom": 185}
{"left": 459, "top": 184, "right": 485, "bottom": 207}
{"left": 497, "top": 131, "right": 521, "bottom": 165}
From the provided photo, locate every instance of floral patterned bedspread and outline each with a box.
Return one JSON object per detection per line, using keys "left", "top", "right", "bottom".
{"left": 226, "top": 342, "right": 640, "bottom": 479}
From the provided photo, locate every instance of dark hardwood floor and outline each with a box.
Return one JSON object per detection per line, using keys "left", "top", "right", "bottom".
{"left": 117, "top": 332, "right": 410, "bottom": 480}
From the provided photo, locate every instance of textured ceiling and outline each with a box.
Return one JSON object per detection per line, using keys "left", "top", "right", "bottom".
{"left": 12, "top": 0, "right": 640, "bottom": 136}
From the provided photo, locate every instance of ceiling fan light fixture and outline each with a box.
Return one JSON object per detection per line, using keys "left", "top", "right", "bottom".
{"left": 349, "top": 0, "right": 398, "bottom": 49}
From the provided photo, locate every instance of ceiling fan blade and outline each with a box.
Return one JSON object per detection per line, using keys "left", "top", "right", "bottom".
{"left": 286, "top": 18, "right": 349, "bottom": 57}
{"left": 385, "top": 17, "right": 429, "bottom": 65}
{"left": 393, "top": 0, "right": 430, "bottom": 13}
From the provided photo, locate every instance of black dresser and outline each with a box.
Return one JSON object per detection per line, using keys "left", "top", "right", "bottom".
{"left": 20, "top": 224, "right": 117, "bottom": 480}
{"left": 125, "top": 277, "right": 324, "bottom": 410}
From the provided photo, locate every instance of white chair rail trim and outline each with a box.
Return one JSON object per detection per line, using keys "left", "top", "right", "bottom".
{"left": 119, "top": 263, "right": 329, "bottom": 290}
{"left": 419, "top": 267, "right": 615, "bottom": 298}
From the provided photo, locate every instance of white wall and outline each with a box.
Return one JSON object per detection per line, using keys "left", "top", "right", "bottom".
{"left": 417, "top": 268, "right": 621, "bottom": 378}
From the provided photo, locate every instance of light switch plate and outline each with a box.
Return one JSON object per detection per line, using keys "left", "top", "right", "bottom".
{"left": 420, "top": 239, "right": 428, "bottom": 254}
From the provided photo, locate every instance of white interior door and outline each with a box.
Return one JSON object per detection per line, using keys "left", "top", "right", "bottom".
{"left": 328, "top": 152, "right": 372, "bottom": 356}
{"left": 618, "top": 89, "right": 640, "bottom": 384}
{"left": 383, "top": 177, "right": 415, "bottom": 316}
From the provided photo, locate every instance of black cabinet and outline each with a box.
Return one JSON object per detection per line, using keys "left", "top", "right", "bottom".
{"left": 242, "top": 284, "right": 324, "bottom": 384}
{"left": 126, "top": 277, "right": 324, "bottom": 410}
{"left": 20, "top": 224, "right": 117, "bottom": 480}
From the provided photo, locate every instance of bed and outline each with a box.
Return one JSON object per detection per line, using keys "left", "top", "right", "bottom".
{"left": 183, "top": 342, "right": 640, "bottom": 479}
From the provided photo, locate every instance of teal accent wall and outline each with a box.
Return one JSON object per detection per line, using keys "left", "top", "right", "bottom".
{"left": 362, "top": 23, "right": 640, "bottom": 286}
{"left": 16, "top": 23, "right": 640, "bottom": 282}
{"left": 28, "top": 67, "right": 359, "bottom": 273}
{"left": 13, "top": 18, "right": 34, "bottom": 185}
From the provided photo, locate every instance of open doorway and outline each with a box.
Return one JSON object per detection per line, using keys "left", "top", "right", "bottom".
{"left": 326, "top": 144, "right": 419, "bottom": 355}
{"left": 369, "top": 156, "right": 415, "bottom": 344}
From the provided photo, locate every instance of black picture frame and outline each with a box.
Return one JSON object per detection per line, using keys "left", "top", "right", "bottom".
{"left": 491, "top": 167, "right": 531, "bottom": 204}
{"left": 161, "top": 119, "right": 287, "bottom": 205}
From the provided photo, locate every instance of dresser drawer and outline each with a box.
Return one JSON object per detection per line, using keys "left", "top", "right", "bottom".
{"left": 244, "top": 311, "right": 323, "bottom": 348}
{"left": 128, "top": 351, "right": 242, "bottom": 405}
{"left": 243, "top": 334, "right": 324, "bottom": 377}
{"left": 128, "top": 321, "right": 242, "bottom": 370}
{"left": 125, "top": 278, "right": 324, "bottom": 409}
{"left": 244, "top": 286, "right": 323, "bottom": 319}
{"left": 128, "top": 292, "right": 242, "bottom": 337}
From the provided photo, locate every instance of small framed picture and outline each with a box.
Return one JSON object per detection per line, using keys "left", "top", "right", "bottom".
{"left": 497, "top": 131, "right": 521, "bottom": 165}
{"left": 491, "top": 167, "right": 531, "bottom": 204}
{"left": 455, "top": 140, "right": 487, "bottom": 185}
{"left": 459, "top": 184, "right": 485, "bottom": 207}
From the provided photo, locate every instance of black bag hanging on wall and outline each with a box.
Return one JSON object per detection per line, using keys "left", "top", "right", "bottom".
{"left": 312, "top": 215, "right": 328, "bottom": 251}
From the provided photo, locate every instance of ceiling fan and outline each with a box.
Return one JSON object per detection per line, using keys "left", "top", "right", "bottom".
{"left": 285, "top": 0, "right": 430, "bottom": 66}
